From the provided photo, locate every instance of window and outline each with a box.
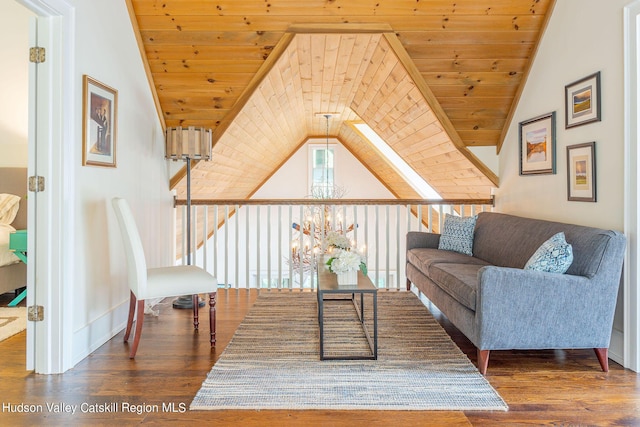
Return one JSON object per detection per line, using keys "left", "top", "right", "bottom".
{"left": 309, "top": 144, "right": 335, "bottom": 198}
{"left": 353, "top": 123, "right": 441, "bottom": 199}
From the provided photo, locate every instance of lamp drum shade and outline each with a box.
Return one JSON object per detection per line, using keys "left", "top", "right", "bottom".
{"left": 165, "top": 126, "right": 212, "bottom": 160}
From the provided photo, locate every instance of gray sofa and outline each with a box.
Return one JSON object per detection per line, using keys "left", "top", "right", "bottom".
{"left": 406, "top": 211, "right": 626, "bottom": 374}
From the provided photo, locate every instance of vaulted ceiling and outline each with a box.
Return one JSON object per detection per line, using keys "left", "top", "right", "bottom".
{"left": 126, "top": 0, "right": 555, "bottom": 201}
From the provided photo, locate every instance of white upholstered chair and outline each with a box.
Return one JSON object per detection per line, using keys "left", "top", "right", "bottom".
{"left": 111, "top": 197, "right": 217, "bottom": 358}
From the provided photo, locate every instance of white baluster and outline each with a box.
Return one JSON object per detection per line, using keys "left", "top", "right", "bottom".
{"left": 277, "top": 205, "right": 282, "bottom": 289}
{"left": 244, "top": 205, "right": 249, "bottom": 289}
{"left": 267, "top": 205, "right": 272, "bottom": 289}
{"left": 288, "top": 205, "right": 293, "bottom": 290}
{"left": 224, "top": 205, "right": 229, "bottom": 290}
{"left": 256, "top": 205, "right": 261, "bottom": 289}
{"left": 213, "top": 205, "right": 218, "bottom": 286}
{"left": 375, "top": 205, "right": 379, "bottom": 289}
{"left": 203, "top": 205, "right": 208, "bottom": 271}
{"left": 396, "top": 204, "right": 401, "bottom": 290}
{"left": 181, "top": 205, "right": 187, "bottom": 265}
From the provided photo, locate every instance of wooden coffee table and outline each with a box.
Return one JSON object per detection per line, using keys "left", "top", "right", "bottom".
{"left": 316, "top": 268, "right": 378, "bottom": 360}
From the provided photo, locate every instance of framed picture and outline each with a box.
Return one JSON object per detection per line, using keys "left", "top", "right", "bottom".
{"left": 519, "top": 111, "right": 556, "bottom": 175}
{"left": 82, "top": 75, "right": 118, "bottom": 167}
{"left": 567, "top": 142, "right": 596, "bottom": 202}
{"left": 565, "top": 71, "right": 601, "bottom": 129}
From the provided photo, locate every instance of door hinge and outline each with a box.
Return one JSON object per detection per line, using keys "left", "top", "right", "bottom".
{"left": 28, "top": 176, "right": 45, "bottom": 192}
{"left": 28, "top": 305, "right": 44, "bottom": 322}
{"left": 29, "top": 47, "right": 46, "bottom": 64}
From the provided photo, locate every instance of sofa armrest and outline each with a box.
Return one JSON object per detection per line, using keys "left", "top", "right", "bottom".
{"left": 406, "top": 231, "right": 440, "bottom": 250}
{"left": 475, "top": 266, "right": 618, "bottom": 350}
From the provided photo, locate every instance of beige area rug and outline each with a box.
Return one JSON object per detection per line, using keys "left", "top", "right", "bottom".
{"left": 0, "top": 307, "right": 26, "bottom": 342}
{"left": 191, "top": 291, "right": 508, "bottom": 411}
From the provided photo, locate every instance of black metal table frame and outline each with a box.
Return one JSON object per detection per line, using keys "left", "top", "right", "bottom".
{"left": 317, "top": 286, "right": 378, "bottom": 361}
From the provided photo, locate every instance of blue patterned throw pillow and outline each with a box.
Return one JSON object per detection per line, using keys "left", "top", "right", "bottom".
{"left": 438, "top": 214, "right": 477, "bottom": 256}
{"left": 524, "top": 232, "right": 573, "bottom": 273}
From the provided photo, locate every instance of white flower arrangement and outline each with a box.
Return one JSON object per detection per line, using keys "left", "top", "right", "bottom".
{"left": 326, "top": 248, "right": 368, "bottom": 275}
{"left": 325, "top": 231, "right": 351, "bottom": 250}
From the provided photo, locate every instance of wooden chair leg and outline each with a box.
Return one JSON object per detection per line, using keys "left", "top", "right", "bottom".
{"left": 594, "top": 347, "right": 609, "bottom": 372}
{"left": 129, "top": 299, "right": 145, "bottom": 359}
{"left": 192, "top": 294, "right": 200, "bottom": 330}
{"left": 209, "top": 292, "right": 217, "bottom": 347}
{"left": 124, "top": 290, "right": 136, "bottom": 343}
{"left": 477, "top": 349, "right": 490, "bottom": 375}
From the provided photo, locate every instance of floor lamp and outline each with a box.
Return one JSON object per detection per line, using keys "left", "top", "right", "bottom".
{"left": 165, "top": 126, "right": 212, "bottom": 309}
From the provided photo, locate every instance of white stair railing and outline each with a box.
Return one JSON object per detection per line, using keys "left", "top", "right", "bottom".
{"left": 176, "top": 198, "right": 494, "bottom": 290}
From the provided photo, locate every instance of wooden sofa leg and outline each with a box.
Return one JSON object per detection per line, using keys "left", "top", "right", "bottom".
{"left": 477, "top": 349, "right": 490, "bottom": 375}
{"left": 406, "top": 278, "right": 411, "bottom": 291}
{"left": 594, "top": 348, "right": 609, "bottom": 372}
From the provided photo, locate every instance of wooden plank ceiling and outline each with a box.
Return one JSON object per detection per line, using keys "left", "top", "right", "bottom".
{"left": 128, "top": 0, "right": 555, "bottom": 202}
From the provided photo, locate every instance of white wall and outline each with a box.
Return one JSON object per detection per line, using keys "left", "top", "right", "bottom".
{"left": 497, "top": 0, "right": 628, "bottom": 362}
{"left": 61, "top": 2, "right": 174, "bottom": 365}
{"left": 468, "top": 146, "right": 498, "bottom": 176}
{"left": 0, "top": 1, "right": 32, "bottom": 167}
{"left": 252, "top": 138, "right": 396, "bottom": 199}
{"left": 498, "top": 0, "right": 626, "bottom": 232}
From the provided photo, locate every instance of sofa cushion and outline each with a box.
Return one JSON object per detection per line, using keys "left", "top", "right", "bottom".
{"left": 524, "top": 232, "right": 574, "bottom": 273}
{"left": 407, "top": 248, "right": 489, "bottom": 274}
{"left": 473, "top": 212, "right": 616, "bottom": 278}
{"left": 428, "top": 263, "right": 485, "bottom": 311}
{"left": 438, "top": 214, "right": 477, "bottom": 255}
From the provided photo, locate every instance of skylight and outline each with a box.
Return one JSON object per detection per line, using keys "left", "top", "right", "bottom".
{"left": 353, "top": 123, "right": 442, "bottom": 200}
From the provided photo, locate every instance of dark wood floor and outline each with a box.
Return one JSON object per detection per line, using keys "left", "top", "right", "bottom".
{"left": 1, "top": 289, "right": 639, "bottom": 426}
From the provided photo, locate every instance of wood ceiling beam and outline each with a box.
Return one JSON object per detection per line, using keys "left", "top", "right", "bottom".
{"left": 382, "top": 32, "right": 499, "bottom": 186}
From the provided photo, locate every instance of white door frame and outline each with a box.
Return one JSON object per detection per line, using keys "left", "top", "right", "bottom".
{"left": 624, "top": 0, "right": 640, "bottom": 372}
{"left": 19, "top": 0, "right": 75, "bottom": 374}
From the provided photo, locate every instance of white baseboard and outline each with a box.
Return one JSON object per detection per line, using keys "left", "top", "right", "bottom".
{"left": 609, "top": 328, "right": 624, "bottom": 367}
{"left": 72, "top": 301, "right": 128, "bottom": 366}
